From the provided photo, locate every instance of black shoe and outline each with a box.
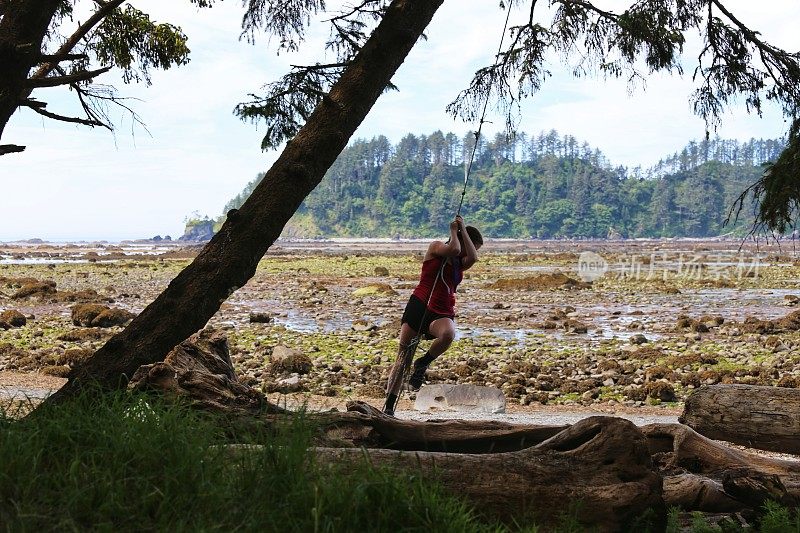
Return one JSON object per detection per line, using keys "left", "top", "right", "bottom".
{"left": 383, "top": 393, "right": 397, "bottom": 417}
{"left": 408, "top": 362, "right": 428, "bottom": 391}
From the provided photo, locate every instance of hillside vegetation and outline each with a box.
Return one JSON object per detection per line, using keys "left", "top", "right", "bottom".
{"left": 196, "top": 130, "right": 785, "bottom": 239}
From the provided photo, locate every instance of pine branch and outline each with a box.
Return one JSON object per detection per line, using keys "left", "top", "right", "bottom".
{"left": 38, "top": 52, "right": 89, "bottom": 63}
{"left": 26, "top": 66, "right": 113, "bottom": 88}
{"left": 29, "top": 0, "right": 126, "bottom": 81}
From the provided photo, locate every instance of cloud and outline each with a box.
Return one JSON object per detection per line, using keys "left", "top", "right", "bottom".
{"left": 1, "top": 0, "right": 798, "bottom": 240}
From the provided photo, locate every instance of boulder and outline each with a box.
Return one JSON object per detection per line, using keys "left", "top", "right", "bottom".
{"left": 71, "top": 304, "right": 109, "bottom": 326}
{"left": 0, "top": 309, "right": 26, "bottom": 328}
{"left": 352, "top": 283, "right": 398, "bottom": 297}
{"left": 12, "top": 280, "right": 56, "bottom": 299}
{"left": 249, "top": 312, "right": 272, "bottom": 323}
{"left": 351, "top": 319, "right": 377, "bottom": 332}
{"left": 91, "top": 308, "right": 135, "bottom": 327}
{"left": 71, "top": 304, "right": 135, "bottom": 328}
{"left": 270, "top": 345, "right": 312, "bottom": 375}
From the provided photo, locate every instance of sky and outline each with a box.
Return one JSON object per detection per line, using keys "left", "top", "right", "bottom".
{"left": 1, "top": 0, "right": 799, "bottom": 241}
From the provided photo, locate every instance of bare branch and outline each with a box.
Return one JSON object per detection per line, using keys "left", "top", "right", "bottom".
{"left": 20, "top": 99, "right": 46, "bottom": 109}
{"left": 28, "top": 104, "right": 110, "bottom": 129}
{"left": 26, "top": 66, "right": 113, "bottom": 88}
{"left": 0, "top": 145, "right": 26, "bottom": 156}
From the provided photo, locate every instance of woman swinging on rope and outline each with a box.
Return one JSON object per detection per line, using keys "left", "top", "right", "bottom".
{"left": 383, "top": 215, "right": 483, "bottom": 416}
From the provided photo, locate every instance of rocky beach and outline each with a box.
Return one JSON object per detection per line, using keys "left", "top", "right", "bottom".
{"left": 1, "top": 238, "right": 799, "bottom": 421}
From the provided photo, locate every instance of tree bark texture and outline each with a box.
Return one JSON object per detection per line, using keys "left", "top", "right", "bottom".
{"left": 679, "top": 384, "right": 800, "bottom": 454}
{"left": 127, "top": 328, "right": 284, "bottom": 414}
{"left": 320, "top": 400, "right": 568, "bottom": 452}
{"left": 49, "top": 0, "right": 445, "bottom": 402}
{"left": 315, "top": 416, "right": 665, "bottom": 531}
{"left": 642, "top": 423, "right": 800, "bottom": 510}
{"left": 0, "top": 0, "right": 63, "bottom": 139}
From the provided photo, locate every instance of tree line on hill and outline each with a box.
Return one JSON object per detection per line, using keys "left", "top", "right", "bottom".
{"left": 207, "top": 130, "right": 786, "bottom": 239}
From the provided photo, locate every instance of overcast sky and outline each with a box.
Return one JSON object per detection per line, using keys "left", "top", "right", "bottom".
{"left": 2, "top": 0, "right": 798, "bottom": 241}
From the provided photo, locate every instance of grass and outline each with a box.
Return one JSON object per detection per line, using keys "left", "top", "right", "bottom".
{"left": 2, "top": 394, "right": 799, "bottom": 531}
{"left": 0, "top": 393, "right": 511, "bottom": 532}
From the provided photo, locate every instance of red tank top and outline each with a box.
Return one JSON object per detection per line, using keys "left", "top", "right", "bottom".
{"left": 412, "top": 256, "right": 463, "bottom": 316}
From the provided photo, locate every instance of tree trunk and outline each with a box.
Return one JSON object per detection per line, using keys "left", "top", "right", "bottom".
{"left": 314, "top": 416, "right": 665, "bottom": 531}
{"left": 679, "top": 384, "right": 800, "bottom": 454}
{"left": 0, "top": 0, "right": 63, "bottom": 141}
{"left": 641, "top": 423, "right": 800, "bottom": 510}
{"left": 48, "top": 0, "right": 444, "bottom": 403}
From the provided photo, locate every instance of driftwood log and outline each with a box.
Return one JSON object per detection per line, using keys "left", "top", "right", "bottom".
{"left": 127, "top": 330, "right": 800, "bottom": 524}
{"left": 327, "top": 400, "right": 568, "bottom": 452}
{"left": 316, "top": 416, "right": 665, "bottom": 531}
{"left": 128, "top": 328, "right": 284, "bottom": 414}
{"left": 642, "top": 423, "right": 800, "bottom": 510}
{"left": 680, "top": 384, "right": 800, "bottom": 454}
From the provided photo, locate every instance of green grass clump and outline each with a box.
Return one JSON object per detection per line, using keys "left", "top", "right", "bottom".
{"left": 0, "top": 394, "right": 503, "bottom": 532}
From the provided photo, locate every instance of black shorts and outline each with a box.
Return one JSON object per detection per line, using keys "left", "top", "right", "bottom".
{"left": 401, "top": 295, "right": 454, "bottom": 337}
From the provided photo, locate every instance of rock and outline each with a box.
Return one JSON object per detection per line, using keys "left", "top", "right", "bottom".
{"left": 352, "top": 283, "right": 398, "bottom": 297}
{"left": 373, "top": 266, "right": 390, "bottom": 276}
{"left": 276, "top": 375, "right": 302, "bottom": 392}
{"left": 351, "top": 319, "right": 377, "bottom": 332}
{"left": 564, "top": 319, "right": 588, "bottom": 333}
{"left": 57, "top": 328, "right": 108, "bottom": 341}
{"left": 40, "top": 365, "right": 71, "bottom": 378}
{"left": 62, "top": 347, "right": 94, "bottom": 365}
{"left": 784, "top": 295, "right": 800, "bottom": 306}
{"left": 71, "top": 303, "right": 110, "bottom": 326}
{"left": 629, "top": 334, "right": 648, "bottom": 345}
{"left": 415, "top": 384, "right": 506, "bottom": 414}
{"left": 179, "top": 219, "right": 215, "bottom": 241}
{"left": 12, "top": 280, "right": 56, "bottom": 299}
{"left": 0, "top": 309, "right": 26, "bottom": 328}
{"left": 91, "top": 308, "right": 135, "bottom": 327}
{"left": 270, "top": 345, "right": 313, "bottom": 375}
{"left": 488, "top": 272, "right": 591, "bottom": 291}
{"left": 492, "top": 302, "right": 511, "bottom": 310}
{"left": 249, "top": 312, "right": 272, "bottom": 323}
{"left": 645, "top": 381, "right": 676, "bottom": 402}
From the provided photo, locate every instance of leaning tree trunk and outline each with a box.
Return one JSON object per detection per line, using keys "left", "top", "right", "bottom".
{"left": 0, "top": 0, "right": 62, "bottom": 148}
{"left": 679, "top": 384, "right": 800, "bottom": 454}
{"left": 48, "top": 0, "right": 445, "bottom": 403}
{"left": 314, "top": 416, "right": 665, "bottom": 531}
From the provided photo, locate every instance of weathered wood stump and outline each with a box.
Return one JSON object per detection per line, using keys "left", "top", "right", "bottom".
{"left": 316, "top": 416, "right": 665, "bottom": 531}
{"left": 128, "top": 328, "right": 284, "bottom": 414}
{"left": 680, "top": 384, "right": 800, "bottom": 454}
{"left": 642, "top": 423, "right": 800, "bottom": 510}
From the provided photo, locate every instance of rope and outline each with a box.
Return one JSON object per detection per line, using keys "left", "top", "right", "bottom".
{"left": 456, "top": 2, "right": 514, "bottom": 218}
{"left": 384, "top": 3, "right": 514, "bottom": 414}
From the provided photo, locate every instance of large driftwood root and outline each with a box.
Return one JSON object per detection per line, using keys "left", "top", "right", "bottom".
{"left": 642, "top": 423, "right": 800, "bottom": 511}
{"left": 316, "top": 416, "right": 665, "bottom": 531}
{"left": 680, "top": 384, "right": 800, "bottom": 454}
{"left": 128, "top": 328, "right": 284, "bottom": 414}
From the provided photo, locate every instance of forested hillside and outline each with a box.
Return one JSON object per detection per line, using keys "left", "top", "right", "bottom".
{"left": 217, "top": 131, "right": 785, "bottom": 239}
